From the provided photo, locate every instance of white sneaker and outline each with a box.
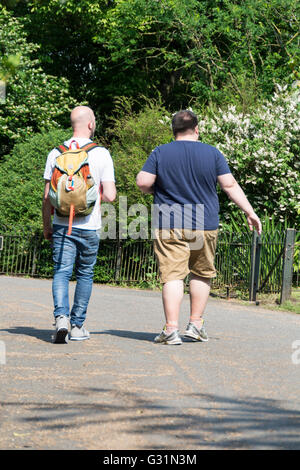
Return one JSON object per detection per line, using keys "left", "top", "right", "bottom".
{"left": 53, "top": 315, "right": 69, "bottom": 344}
{"left": 184, "top": 321, "right": 209, "bottom": 342}
{"left": 70, "top": 325, "right": 90, "bottom": 341}
{"left": 154, "top": 326, "right": 182, "bottom": 345}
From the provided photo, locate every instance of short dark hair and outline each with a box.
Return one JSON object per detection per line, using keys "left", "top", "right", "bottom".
{"left": 171, "top": 110, "right": 198, "bottom": 137}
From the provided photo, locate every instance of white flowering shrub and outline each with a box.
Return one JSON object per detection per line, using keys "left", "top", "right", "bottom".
{"left": 195, "top": 85, "right": 300, "bottom": 226}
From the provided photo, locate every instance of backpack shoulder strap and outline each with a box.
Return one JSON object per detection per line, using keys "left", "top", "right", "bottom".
{"left": 80, "top": 142, "right": 100, "bottom": 153}
{"left": 55, "top": 144, "right": 68, "bottom": 154}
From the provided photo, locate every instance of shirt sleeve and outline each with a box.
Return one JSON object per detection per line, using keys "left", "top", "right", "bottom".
{"left": 215, "top": 149, "right": 231, "bottom": 176}
{"left": 43, "top": 148, "right": 59, "bottom": 180}
{"left": 141, "top": 148, "right": 158, "bottom": 175}
{"left": 100, "top": 149, "right": 115, "bottom": 182}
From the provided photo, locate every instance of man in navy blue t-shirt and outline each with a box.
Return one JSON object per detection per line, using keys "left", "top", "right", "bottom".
{"left": 137, "top": 110, "right": 261, "bottom": 345}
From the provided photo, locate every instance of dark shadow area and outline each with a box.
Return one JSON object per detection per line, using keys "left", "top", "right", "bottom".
{"left": 182, "top": 336, "right": 220, "bottom": 342}
{"left": 0, "top": 327, "right": 219, "bottom": 345}
{"left": 92, "top": 329, "right": 156, "bottom": 342}
{"left": 0, "top": 326, "right": 54, "bottom": 343}
{"left": 2, "top": 388, "right": 300, "bottom": 449}
{"left": 93, "top": 329, "right": 220, "bottom": 343}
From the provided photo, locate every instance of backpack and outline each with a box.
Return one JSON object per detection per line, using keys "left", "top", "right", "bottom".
{"left": 49, "top": 140, "right": 100, "bottom": 235}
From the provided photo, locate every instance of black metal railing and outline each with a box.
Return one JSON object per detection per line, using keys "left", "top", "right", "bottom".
{"left": 0, "top": 226, "right": 299, "bottom": 301}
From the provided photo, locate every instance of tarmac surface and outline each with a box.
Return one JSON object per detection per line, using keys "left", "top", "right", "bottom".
{"left": 0, "top": 276, "right": 300, "bottom": 450}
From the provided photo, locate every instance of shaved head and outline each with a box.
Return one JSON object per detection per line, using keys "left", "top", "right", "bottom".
{"left": 70, "top": 106, "right": 96, "bottom": 138}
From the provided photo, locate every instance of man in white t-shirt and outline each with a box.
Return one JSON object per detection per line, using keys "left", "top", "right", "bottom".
{"left": 43, "top": 106, "right": 116, "bottom": 343}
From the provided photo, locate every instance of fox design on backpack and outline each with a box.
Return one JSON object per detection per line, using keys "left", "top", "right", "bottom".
{"left": 49, "top": 141, "right": 100, "bottom": 235}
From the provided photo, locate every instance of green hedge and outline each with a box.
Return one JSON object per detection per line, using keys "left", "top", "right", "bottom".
{"left": 0, "top": 128, "right": 70, "bottom": 232}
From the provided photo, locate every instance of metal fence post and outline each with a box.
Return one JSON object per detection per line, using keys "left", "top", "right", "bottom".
{"left": 115, "top": 240, "right": 122, "bottom": 282}
{"left": 280, "top": 228, "right": 296, "bottom": 304}
{"left": 249, "top": 231, "right": 261, "bottom": 302}
{"left": 31, "top": 234, "right": 39, "bottom": 277}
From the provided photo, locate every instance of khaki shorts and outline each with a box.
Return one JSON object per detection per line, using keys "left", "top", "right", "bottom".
{"left": 154, "top": 228, "right": 218, "bottom": 283}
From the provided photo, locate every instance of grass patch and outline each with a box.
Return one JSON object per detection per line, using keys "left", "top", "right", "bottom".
{"left": 255, "top": 288, "right": 300, "bottom": 314}
{"left": 209, "top": 287, "right": 300, "bottom": 314}
{"left": 277, "top": 289, "right": 300, "bottom": 314}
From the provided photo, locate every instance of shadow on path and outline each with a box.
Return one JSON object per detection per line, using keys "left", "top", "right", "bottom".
{"left": 92, "top": 329, "right": 156, "bottom": 342}
{"left": 1, "top": 389, "right": 300, "bottom": 449}
{"left": 0, "top": 327, "right": 221, "bottom": 344}
{"left": 92, "top": 329, "right": 220, "bottom": 343}
{"left": 0, "top": 327, "right": 53, "bottom": 343}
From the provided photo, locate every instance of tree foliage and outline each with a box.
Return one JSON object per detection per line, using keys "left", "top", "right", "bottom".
{"left": 0, "top": 6, "right": 78, "bottom": 156}
{"left": 9, "top": 0, "right": 300, "bottom": 117}
{"left": 108, "top": 98, "right": 173, "bottom": 209}
{"left": 0, "top": 0, "right": 299, "bottom": 232}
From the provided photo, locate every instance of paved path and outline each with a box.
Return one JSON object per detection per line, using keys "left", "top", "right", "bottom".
{"left": 0, "top": 276, "right": 299, "bottom": 450}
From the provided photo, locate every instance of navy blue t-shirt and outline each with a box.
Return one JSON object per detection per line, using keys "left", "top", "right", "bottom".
{"left": 142, "top": 140, "right": 231, "bottom": 230}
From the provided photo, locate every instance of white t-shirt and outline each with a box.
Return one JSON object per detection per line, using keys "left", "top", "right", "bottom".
{"left": 44, "top": 137, "right": 115, "bottom": 230}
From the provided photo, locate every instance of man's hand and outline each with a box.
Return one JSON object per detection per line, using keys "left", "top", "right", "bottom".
{"left": 246, "top": 211, "right": 262, "bottom": 236}
{"left": 43, "top": 227, "right": 53, "bottom": 241}
{"left": 218, "top": 174, "right": 262, "bottom": 235}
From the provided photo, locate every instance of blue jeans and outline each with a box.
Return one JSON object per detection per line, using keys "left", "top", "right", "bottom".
{"left": 52, "top": 225, "right": 100, "bottom": 327}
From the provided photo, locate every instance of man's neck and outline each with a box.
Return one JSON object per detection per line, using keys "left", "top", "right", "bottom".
{"left": 72, "top": 132, "right": 92, "bottom": 140}
{"left": 175, "top": 135, "right": 198, "bottom": 141}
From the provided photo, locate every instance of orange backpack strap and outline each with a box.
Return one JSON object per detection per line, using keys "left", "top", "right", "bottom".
{"left": 67, "top": 205, "right": 75, "bottom": 236}
{"left": 55, "top": 142, "right": 99, "bottom": 154}
{"left": 99, "top": 183, "right": 103, "bottom": 207}
{"left": 56, "top": 144, "right": 68, "bottom": 154}
{"left": 69, "top": 140, "right": 80, "bottom": 150}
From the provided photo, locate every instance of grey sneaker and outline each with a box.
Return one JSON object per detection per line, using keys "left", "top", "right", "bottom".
{"left": 53, "top": 315, "right": 69, "bottom": 344}
{"left": 184, "top": 321, "right": 209, "bottom": 342}
{"left": 154, "top": 327, "right": 182, "bottom": 345}
{"left": 70, "top": 325, "right": 90, "bottom": 341}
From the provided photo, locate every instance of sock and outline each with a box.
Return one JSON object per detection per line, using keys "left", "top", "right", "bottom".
{"left": 165, "top": 324, "right": 178, "bottom": 335}
{"left": 190, "top": 318, "right": 204, "bottom": 330}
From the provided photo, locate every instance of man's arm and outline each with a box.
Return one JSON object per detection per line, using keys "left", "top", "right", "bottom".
{"left": 136, "top": 171, "right": 156, "bottom": 194}
{"left": 218, "top": 173, "right": 262, "bottom": 235}
{"left": 101, "top": 181, "right": 116, "bottom": 202}
{"left": 42, "top": 180, "right": 53, "bottom": 240}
